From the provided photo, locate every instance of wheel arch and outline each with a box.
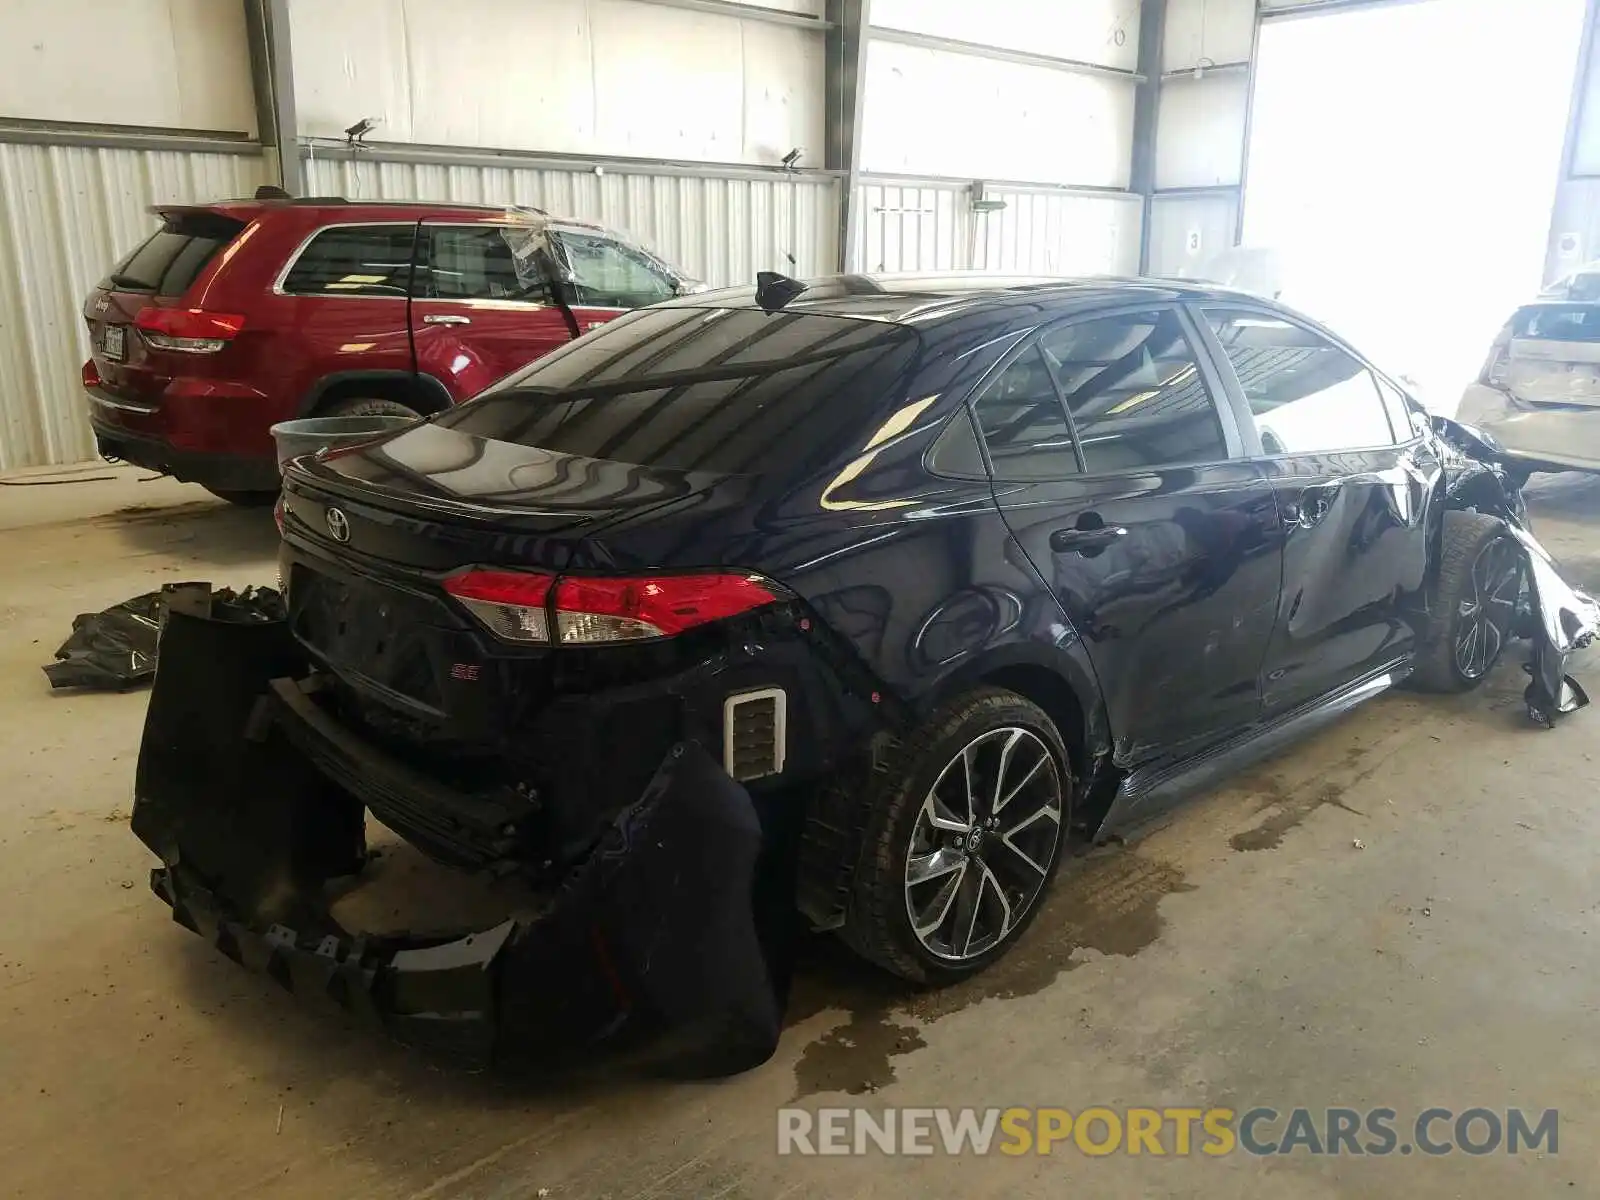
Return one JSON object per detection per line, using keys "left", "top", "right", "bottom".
{"left": 915, "top": 645, "right": 1110, "bottom": 787}
{"left": 299, "top": 370, "right": 454, "bottom": 418}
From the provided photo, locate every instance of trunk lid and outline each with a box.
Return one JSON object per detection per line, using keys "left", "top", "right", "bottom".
{"left": 285, "top": 417, "right": 736, "bottom": 566}
{"left": 1506, "top": 302, "right": 1600, "bottom": 408}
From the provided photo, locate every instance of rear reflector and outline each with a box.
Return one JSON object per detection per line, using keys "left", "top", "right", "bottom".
{"left": 134, "top": 308, "right": 246, "bottom": 354}
{"left": 442, "top": 568, "right": 778, "bottom": 644}
{"left": 81, "top": 358, "right": 100, "bottom": 389}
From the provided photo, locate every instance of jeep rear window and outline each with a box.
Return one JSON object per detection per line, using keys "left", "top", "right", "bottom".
{"left": 1513, "top": 304, "right": 1600, "bottom": 342}
{"left": 107, "top": 213, "right": 245, "bottom": 297}
{"left": 435, "top": 307, "right": 920, "bottom": 473}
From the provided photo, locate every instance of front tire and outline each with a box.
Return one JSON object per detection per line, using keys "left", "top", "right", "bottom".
{"left": 1411, "top": 510, "right": 1522, "bottom": 692}
{"left": 840, "top": 688, "right": 1071, "bottom": 983}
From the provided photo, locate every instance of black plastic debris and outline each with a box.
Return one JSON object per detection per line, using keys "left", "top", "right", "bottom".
{"left": 43, "top": 582, "right": 284, "bottom": 691}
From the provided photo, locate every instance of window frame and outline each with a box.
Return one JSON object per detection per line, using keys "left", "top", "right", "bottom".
{"left": 955, "top": 302, "right": 1247, "bottom": 484}
{"left": 1190, "top": 301, "right": 1421, "bottom": 459}
{"left": 273, "top": 220, "right": 421, "bottom": 301}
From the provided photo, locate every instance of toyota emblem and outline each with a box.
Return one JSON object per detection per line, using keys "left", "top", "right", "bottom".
{"left": 325, "top": 507, "right": 350, "bottom": 542}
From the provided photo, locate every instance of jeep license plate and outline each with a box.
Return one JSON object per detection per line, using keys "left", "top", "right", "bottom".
{"left": 102, "top": 324, "right": 126, "bottom": 362}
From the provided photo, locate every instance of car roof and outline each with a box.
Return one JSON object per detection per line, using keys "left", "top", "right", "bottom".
{"left": 660, "top": 272, "right": 1285, "bottom": 326}
{"left": 152, "top": 198, "right": 606, "bottom": 231}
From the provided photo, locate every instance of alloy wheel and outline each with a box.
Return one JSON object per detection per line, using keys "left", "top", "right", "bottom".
{"left": 1454, "top": 537, "right": 1521, "bottom": 681}
{"left": 903, "top": 727, "right": 1064, "bottom": 962}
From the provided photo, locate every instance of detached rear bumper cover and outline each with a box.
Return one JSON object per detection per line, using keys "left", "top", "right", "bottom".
{"left": 132, "top": 602, "right": 782, "bottom": 1074}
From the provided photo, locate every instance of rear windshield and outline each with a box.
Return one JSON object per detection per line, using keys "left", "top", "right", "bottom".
{"left": 1512, "top": 303, "right": 1600, "bottom": 342}
{"left": 434, "top": 307, "right": 921, "bottom": 474}
{"left": 107, "top": 213, "right": 245, "bottom": 296}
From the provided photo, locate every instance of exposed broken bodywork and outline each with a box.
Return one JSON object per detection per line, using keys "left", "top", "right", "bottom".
{"left": 1433, "top": 415, "right": 1600, "bottom": 723}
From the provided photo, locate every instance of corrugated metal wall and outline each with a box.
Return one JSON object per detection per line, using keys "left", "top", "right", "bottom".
{"left": 0, "top": 143, "right": 267, "bottom": 470}
{"left": 302, "top": 156, "right": 839, "bottom": 287}
{"left": 852, "top": 180, "right": 1142, "bottom": 276}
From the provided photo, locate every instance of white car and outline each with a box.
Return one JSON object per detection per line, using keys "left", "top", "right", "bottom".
{"left": 1457, "top": 270, "right": 1600, "bottom": 476}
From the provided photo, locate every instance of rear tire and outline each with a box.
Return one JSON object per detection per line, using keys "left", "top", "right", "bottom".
{"left": 839, "top": 687, "right": 1071, "bottom": 984}
{"left": 203, "top": 488, "right": 278, "bottom": 507}
{"left": 1411, "top": 510, "right": 1522, "bottom": 692}
{"left": 318, "top": 396, "right": 423, "bottom": 420}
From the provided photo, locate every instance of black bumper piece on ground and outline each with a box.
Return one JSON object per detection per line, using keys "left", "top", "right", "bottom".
{"left": 132, "top": 598, "right": 784, "bottom": 1075}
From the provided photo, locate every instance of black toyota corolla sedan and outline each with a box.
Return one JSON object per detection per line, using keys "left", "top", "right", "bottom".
{"left": 132, "top": 273, "right": 1596, "bottom": 1071}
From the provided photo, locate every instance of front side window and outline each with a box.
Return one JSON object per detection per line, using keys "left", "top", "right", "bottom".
{"left": 1204, "top": 309, "right": 1397, "bottom": 454}
{"left": 554, "top": 232, "right": 676, "bottom": 308}
{"left": 969, "top": 347, "right": 1080, "bottom": 480}
{"left": 419, "top": 225, "right": 548, "bottom": 301}
{"left": 1038, "top": 309, "right": 1229, "bottom": 473}
{"left": 281, "top": 225, "right": 417, "bottom": 297}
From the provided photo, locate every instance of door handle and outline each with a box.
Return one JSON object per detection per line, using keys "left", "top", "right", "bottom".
{"left": 423, "top": 314, "right": 471, "bottom": 326}
{"left": 1050, "top": 525, "right": 1128, "bottom": 554}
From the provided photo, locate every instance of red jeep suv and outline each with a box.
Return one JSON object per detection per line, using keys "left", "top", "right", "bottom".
{"left": 82, "top": 197, "right": 697, "bottom": 502}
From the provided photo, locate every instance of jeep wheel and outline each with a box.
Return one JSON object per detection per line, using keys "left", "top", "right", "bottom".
{"left": 840, "top": 688, "right": 1070, "bottom": 983}
{"left": 319, "top": 397, "right": 423, "bottom": 421}
{"left": 1412, "top": 510, "right": 1522, "bottom": 692}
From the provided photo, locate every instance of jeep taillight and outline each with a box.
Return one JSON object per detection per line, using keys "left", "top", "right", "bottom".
{"left": 134, "top": 308, "right": 246, "bottom": 354}
{"left": 443, "top": 569, "right": 779, "bottom": 644}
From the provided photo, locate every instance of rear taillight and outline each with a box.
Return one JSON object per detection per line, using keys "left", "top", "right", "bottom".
{"left": 553, "top": 574, "right": 779, "bottom": 643}
{"left": 442, "top": 569, "right": 778, "bottom": 644}
{"left": 1480, "top": 324, "right": 1512, "bottom": 387}
{"left": 81, "top": 359, "right": 100, "bottom": 388}
{"left": 444, "top": 569, "right": 554, "bottom": 643}
{"left": 134, "top": 308, "right": 245, "bottom": 354}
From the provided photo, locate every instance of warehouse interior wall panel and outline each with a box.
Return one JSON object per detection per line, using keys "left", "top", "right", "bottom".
{"left": 301, "top": 155, "right": 837, "bottom": 287}
{"left": 869, "top": 0, "right": 1141, "bottom": 70}
{"left": 853, "top": 181, "right": 1140, "bottom": 276}
{"left": 1163, "top": 0, "right": 1256, "bottom": 70}
{"left": 975, "top": 190, "right": 1142, "bottom": 276}
{"left": 0, "top": 146, "right": 268, "bottom": 470}
{"left": 289, "top": 0, "right": 822, "bottom": 167}
{"left": 1155, "top": 72, "right": 1251, "bottom": 189}
{"left": 852, "top": 183, "right": 971, "bottom": 273}
{"left": 1547, "top": 178, "right": 1600, "bottom": 282}
{"left": 1147, "top": 192, "right": 1240, "bottom": 278}
{"left": 860, "top": 40, "right": 1136, "bottom": 188}
{"left": 0, "top": 0, "right": 257, "bottom": 134}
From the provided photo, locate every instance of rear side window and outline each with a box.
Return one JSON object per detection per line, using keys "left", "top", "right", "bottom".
{"left": 418, "top": 225, "right": 548, "bottom": 301}
{"left": 108, "top": 214, "right": 244, "bottom": 297}
{"left": 281, "top": 225, "right": 416, "bottom": 297}
{"left": 1513, "top": 304, "right": 1600, "bottom": 341}
{"left": 1205, "top": 309, "right": 1396, "bottom": 454}
{"left": 969, "top": 347, "right": 1080, "bottom": 480}
{"left": 435, "top": 307, "right": 920, "bottom": 473}
{"left": 1038, "top": 310, "right": 1229, "bottom": 472}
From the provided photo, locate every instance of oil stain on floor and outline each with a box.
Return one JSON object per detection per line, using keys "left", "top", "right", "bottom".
{"left": 787, "top": 849, "right": 1191, "bottom": 1099}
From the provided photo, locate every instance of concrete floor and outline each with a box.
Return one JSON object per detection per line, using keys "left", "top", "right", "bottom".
{"left": 2, "top": 465, "right": 1598, "bottom": 1198}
